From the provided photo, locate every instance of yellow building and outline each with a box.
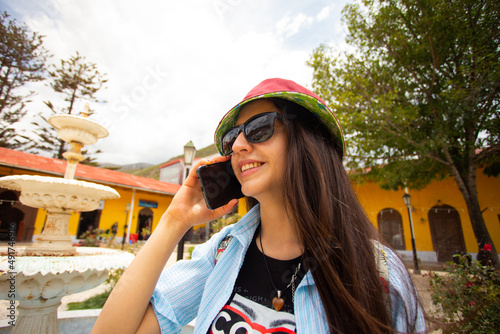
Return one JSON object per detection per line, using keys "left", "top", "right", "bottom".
{"left": 0, "top": 147, "right": 179, "bottom": 244}
{"left": 353, "top": 170, "right": 500, "bottom": 263}
{"left": 1, "top": 147, "right": 498, "bottom": 264}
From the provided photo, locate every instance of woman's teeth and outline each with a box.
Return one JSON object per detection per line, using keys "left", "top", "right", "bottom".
{"left": 241, "top": 162, "right": 262, "bottom": 172}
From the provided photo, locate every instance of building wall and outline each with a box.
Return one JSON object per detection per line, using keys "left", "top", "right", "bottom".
{"left": 353, "top": 168, "right": 500, "bottom": 261}
{"left": 159, "top": 161, "right": 184, "bottom": 185}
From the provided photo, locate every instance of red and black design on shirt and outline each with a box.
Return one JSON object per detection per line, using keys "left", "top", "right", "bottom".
{"left": 210, "top": 294, "right": 297, "bottom": 334}
{"left": 209, "top": 228, "right": 304, "bottom": 334}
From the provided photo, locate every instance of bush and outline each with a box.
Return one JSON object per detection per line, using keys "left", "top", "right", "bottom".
{"left": 210, "top": 214, "right": 241, "bottom": 237}
{"left": 429, "top": 245, "right": 500, "bottom": 333}
{"left": 78, "top": 228, "right": 116, "bottom": 247}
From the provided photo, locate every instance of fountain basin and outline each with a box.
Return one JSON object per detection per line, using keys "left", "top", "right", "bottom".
{"left": 49, "top": 115, "right": 109, "bottom": 146}
{"left": 0, "top": 247, "right": 134, "bottom": 333}
{"left": 0, "top": 176, "right": 119, "bottom": 212}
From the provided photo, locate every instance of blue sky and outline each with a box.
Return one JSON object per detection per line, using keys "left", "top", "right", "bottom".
{"left": 1, "top": 0, "right": 350, "bottom": 165}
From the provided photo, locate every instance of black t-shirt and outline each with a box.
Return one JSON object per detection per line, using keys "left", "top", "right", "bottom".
{"left": 208, "top": 227, "right": 305, "bottom": 333}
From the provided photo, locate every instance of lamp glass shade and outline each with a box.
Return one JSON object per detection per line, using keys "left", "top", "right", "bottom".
{"left": 183, "top": 141, "right": 196, "bottom": 166}
{"left": 402, "top": 193, "right": 411, "bottom": 207}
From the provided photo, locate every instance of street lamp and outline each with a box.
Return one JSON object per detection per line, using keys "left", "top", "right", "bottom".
{"left": 177, "top": 141, "right": 196, "bottom": 261}
{"left": 183, "top": 141, "right": 196, "bottom": 178}
{"left": 403, "top": 192, "right": 421, "bottom": 274}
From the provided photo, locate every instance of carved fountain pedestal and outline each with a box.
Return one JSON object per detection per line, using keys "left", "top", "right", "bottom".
{"left": 0, "top": 105, "right": 134, "bottom": 333}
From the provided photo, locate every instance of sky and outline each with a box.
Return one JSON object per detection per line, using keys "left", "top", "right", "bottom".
{"left": 2, "top": 0, "right": 350, "bottom": 166}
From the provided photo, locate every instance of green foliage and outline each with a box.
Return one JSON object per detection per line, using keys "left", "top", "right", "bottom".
{"left": 210, "top": 214, "right": 241, "bottom": 237}
{"left": 481, "top": 153, "right": 500, "bottom": 178}
{"left": 78, "top": 228, "right": 115, "bottom": 247}
{"left": 106, "top": 267, "right": 125, "bottom": 289}
{"left": 309, "top": 0, "right": 500, "bottom": 182}
{"left": 308, "top": 0, "right": 500, "bottom": 268}
{"left": 0, "top": 11, "right": 49, "bottom": 149}
{"left": 140, "top": 227, "right": 151, "bottom": 240}
{"left": 30, "top": 52, "right": 107, "bottom": 163}
{"left": 429, "top": 249, "right": 500, "bottom": 333}
{"left": 187, "top": 246, "right": 195, "bottom": 260}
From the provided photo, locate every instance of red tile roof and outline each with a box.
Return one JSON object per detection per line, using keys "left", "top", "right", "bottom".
{"left": 160, "top": 157, "right": 204, "bottom": 169}
{"left": 160, "top": 158, "right": 183, "bottom": 169}
{"left": 0, "top": 147, "right": 180, "bottom": 195}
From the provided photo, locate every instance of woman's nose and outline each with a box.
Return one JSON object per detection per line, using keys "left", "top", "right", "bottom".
{"left": 231, "top": 131, "right": 252, "bottom": 154}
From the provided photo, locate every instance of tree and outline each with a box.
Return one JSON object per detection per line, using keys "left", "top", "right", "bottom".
{"left": 0, "top": 11, "right": 48, "bottom": 149}
{"left": 31, "top": 52, "right": 107, "bottom": 164}
{"left": 309, "top": 0, "right": 500, "bottom": 268}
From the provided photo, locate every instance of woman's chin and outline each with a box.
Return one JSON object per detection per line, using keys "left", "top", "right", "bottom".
{"left": 240, "top": 184, "right": 260, "bottom": 199}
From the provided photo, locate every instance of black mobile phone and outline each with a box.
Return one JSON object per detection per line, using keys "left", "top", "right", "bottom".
{"left": 196, "top": 160, "right": 244, "bottom": 210}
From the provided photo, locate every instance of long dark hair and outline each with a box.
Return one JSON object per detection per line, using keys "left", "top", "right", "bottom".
{"left": 268, "top": 98, "right": 421, "bottom": 333}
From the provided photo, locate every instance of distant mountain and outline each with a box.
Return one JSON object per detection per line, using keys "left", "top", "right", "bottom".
{"left": 122, "top": 162, "right": 154, "bottom": 170}
{"left": 98, "top": 162, "right": 121, "bottom": 169}
{"left": 100, "top": 162, "right": 154, "bottom": 170}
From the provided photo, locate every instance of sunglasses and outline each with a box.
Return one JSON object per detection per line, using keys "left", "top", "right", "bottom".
{"left": 221, "top": 112, "right": 283, "bottom": 156}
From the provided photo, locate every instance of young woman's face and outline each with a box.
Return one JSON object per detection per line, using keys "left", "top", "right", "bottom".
{"left": 230, "top": 99, "right": 288, "bottom": 202}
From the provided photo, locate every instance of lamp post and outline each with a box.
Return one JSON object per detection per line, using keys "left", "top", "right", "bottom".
{"left": 177, "top": 141, "right": 196, "bottom": 261}
{"left": 403, "top": 192, "right": 421, "bottom": 274}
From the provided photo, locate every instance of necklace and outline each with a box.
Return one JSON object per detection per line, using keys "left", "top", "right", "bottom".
{"left": 259, "top": 231, "right": 302, "bottom": 311}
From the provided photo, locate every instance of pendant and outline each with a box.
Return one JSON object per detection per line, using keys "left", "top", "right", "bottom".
{"left": 272, "top": 290, "right": 285, "bottom": 311}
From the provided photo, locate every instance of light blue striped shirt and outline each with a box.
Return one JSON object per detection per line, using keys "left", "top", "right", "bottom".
{"left": 151, "top": 204, "right": 426, "bottom": 333}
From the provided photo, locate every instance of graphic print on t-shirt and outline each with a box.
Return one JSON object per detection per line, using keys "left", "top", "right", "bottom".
{"left": 210, "top": 293, "right": 296, "bottom": 334}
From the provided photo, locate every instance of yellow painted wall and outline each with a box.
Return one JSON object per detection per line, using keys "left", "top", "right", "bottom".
{"left": 353, "top": 169, "right": 500, "bottom": 254}
{"left": 126, "top": 191, "right": 174, "bottom": 234}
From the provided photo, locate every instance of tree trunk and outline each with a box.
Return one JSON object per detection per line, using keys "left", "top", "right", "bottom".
{"left": 454, "top": 169, "right": 500, "bottom": 269}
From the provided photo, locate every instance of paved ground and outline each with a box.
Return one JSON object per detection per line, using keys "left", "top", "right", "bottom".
{"left": 410, "top": 269, "right": 437, "bottom": 313}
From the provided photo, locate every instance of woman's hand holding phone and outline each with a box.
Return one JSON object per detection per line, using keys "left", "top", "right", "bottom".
{"left": 160, "top": 156, "right": 239, "bottom": 233}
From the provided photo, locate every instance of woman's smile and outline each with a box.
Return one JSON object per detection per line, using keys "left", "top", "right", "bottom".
{"left": 239, "top": 160, "right": 264, "bottom": 174}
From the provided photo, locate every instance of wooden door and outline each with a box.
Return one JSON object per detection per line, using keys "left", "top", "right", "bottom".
{"left": 428, "top": 205, "right": 466, "bottom": 262}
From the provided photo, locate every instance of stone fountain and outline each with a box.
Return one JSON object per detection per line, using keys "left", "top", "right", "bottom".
{"left": 0, "top": 104, "right": 134, "bottom": 333}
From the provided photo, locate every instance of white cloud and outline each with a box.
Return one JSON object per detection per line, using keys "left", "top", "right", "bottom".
{"left": 5, "top": 0, "right": 349, "bottom": 165}
{"left": 276, "top": 13, "right": 314, "bottom": 38}
{"left": 316, "top": 5, "right": 332, "bottom": 22}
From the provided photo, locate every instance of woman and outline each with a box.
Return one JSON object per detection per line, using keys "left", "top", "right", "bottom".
{"left": 93, "top": 78, "right": 426, "bottom": 333}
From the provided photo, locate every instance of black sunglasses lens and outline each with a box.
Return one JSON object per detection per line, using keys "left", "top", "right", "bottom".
{"left": 222, "top": 128, "right": 239, "bottom": 155}
{"left": 221, "top": 113, "right": 278, "bottom": 155}
{"left": 245, "top": 114, "right": 275, "bottom": 143}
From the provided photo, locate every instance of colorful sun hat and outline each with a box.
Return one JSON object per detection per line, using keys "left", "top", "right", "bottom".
{"left": 214, "top": 78, "right": 345, "bottom": 158}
